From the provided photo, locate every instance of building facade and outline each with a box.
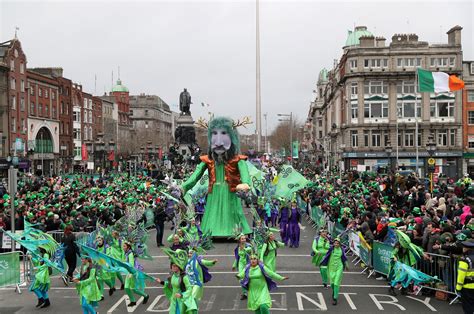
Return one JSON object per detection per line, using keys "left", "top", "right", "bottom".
{"left": 129, "top": 94, "right": 173, "bottom": 158}
{"left": 462, "top": 61, "right": 474, "bottom": 175}
{"left": 310, "top": 25, "right": 464, "bottom": 178}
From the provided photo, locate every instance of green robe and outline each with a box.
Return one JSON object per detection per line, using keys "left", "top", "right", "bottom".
{"left": 30, "top": 253, "right": 51, "bottom": 291}
{"left": 183, "top": 161, "right": 251, "bottom": 237}
{"left": 328, "top": 247, "right": 344, "bottom": 287}
{"left": 238, "top": 265, "right": 285, "bottom": 311}
{"left": 232, "top": 245, "right": 252, "bottom": 273}
{"left": 189, "top": 258, "right": 216, "bottom": 301}
{"left": 109, "top": 238, "right": 124, "bottom": 261}
{"left": 311, "top": 237, "right": 330, "bottom": 266}
{"left": 163, "top": 273, "right": 197, "bottom": 314}
{"left": 96, "top": 245, "right": 112, "bottom": 282}
{"left": 183, "top": 225, "right": 200, "bottom": 242}
{"left": 75, "top": 267, "right": 102, "bottom": 304}
{"left": 259, "top": 240, "right": 284, "bottom": 272}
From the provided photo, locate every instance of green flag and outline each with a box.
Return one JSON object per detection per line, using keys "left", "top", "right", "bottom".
{"left": 274, "top": 165, "right": 309, "bottom": 199}
{"left": 292, "top": 141, "right": 299, "bottom": 159}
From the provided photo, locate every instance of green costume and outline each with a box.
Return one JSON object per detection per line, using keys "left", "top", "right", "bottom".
{"left": 259, "top": 240, "right": 284, "bottom": 272}
{"left": 30, "top": 253, "right": 51, "bottom": 291}
{"left": 327, "top": 247, "right": 345, "bottom": 301}
{"left": 188, "top": 258, "right": 216, "bottom": 301}
{"left": 238, "top": 265, "right": 285, "bottom": 313}
{"left": 108, "top": 239, "right": 125, "bottom": 287}
{"left": 183, "top": 161, "right": 252, "bottom": 237}
{"left": 75, "top": 267, "right": 101, "bottom": 305}
{"left": 183, "top": 225, "right": 200, "bottom": 242}
{"left": 163, "top": 273, "right": 197, "bottom": 314}
{"left": 233, "top": 244, "right": 252, "bottom": 296}
{"left": 311, "top": 236, "right": 330, "bottom": 285}
{"left": 96, "top": 245, "right": 114, "bottom": 296}
{"left": 124, "top": 251, "right": 148, "bottom": 303}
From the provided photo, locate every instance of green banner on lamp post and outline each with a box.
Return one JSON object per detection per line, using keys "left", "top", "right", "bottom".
{"left": 292, "top": 141, "right": 299, "bottom": 159}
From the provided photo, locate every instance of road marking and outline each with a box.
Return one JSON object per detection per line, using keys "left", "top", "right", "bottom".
{"left": 369, "top": 294, "right": 406, "bottom": 311}
{"left": 406, "top": 296, "right": 437, "bottom": 312}
{"left": 341, "top": 292, "right": 358, "bottom": 310}
{"left": 107, "top": 295, "right": 144, "bottom": 313}
{"left": 296, "top": 292, "right": 327, "bottom": 311}
{"left": 146, "top": 295, "right": 167, "bottom": 312}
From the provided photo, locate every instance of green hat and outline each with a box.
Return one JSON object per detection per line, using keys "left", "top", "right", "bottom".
{"left": 163, "top": 248, "right": 188, "bottom": 270}
{"left": 70, "top": 210, "right": 78, "bottom": 217}
{"left": 412, "top": 207, "right": 421, "bottom": 215}
{"left": 47, "top": 212, "right": 54, "bottom": 217}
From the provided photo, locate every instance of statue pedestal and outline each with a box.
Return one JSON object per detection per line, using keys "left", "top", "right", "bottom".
{"left": 174, "top": 114, "right": 197, "bottom": 157}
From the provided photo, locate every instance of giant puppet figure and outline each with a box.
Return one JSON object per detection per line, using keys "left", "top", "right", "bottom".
{"left": 182, "top": 117, "right": 252, "bottom": 237}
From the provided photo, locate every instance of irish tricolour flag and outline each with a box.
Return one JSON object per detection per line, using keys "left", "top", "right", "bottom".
{"left": 417, "top": 68, "right": 464, "bottom": 93}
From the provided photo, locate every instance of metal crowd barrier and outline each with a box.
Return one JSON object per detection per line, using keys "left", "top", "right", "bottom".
{"left": 46, "top": 230, "right": 90, "bottom": 243}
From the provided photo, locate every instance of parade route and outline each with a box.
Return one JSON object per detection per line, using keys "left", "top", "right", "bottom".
{"left": 0, "top": 214, "right": 461, "bottom": 314}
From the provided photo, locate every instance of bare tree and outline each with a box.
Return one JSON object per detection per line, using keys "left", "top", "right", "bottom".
{"left": 269, "top": 118, "right": 302, "bottom": 155}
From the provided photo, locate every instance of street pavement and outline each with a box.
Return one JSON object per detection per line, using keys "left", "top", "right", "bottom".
{"left": 0, "top": 210, "right": 461, "bottom": 313}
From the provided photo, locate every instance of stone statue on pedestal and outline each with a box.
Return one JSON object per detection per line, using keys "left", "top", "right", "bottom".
{"left": 179, "top": 88, "right": 192, "bottom": 115}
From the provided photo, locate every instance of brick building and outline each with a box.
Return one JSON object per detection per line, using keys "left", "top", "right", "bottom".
{"left": 462, "top": 61, "right": 474, "bottom": 175}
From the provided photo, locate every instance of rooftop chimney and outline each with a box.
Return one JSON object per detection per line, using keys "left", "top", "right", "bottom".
{"left": 447, "top": 25, "right": 462, "bottom": 46}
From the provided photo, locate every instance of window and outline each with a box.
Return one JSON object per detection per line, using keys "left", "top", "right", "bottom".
{"left": 397, "top": 101, "right": 421, "bottom": 118}
{"left": 351, "top": 103, "right": 358, "bottom": 119}
{"left": 430, "top": 101, "right": 454, "bottom": 118}
{"left": 364, "top": 102, "right": 388, "bottom": 118}
{"left": 430, "top": 57, "right": 449, "bottom": 67}
{"left": 20, "top": 80, "right": 25, "bottom": 92}
{"left": 72, "top": 129, "right": 81, "bottom": 140}
{"left": 21, "top": 119, "right": 25, "bottom": 133}
{"left": 349, "top": 59, "right": 357, "bottom": 69}
{"left": 52, "top": 106, "right": 56, "bottom": 119}
{"left": 39, "top": 104, "right": 42, "bottom": 115}
{"left": 397, "top": 58, "right": 422, "bottom": 67}
{"left": 351, "top": 131, "right": 358, "bottom": 147}
{"left": 318, "top": 119, "right": 322, "bottom": 127}
{"left": 404, "top": 131, "right": 414, "bottom": 147}
{"left": 30, "top": 86, "right": 34, "bottom": 95}
{"left": 468, "top": 111, "right": 474, "bottom": 124}
{"left": 371, "top": 131, "right": 381, "bottom": 147}
{"left": 30, "top": 102, "right": 35, "bottom": 115}
{"left": 145, "top": 109, "right": 149, "bottom": 116}
{"left": 469, "top": 137, "right": 474, "bottom": 148}
{"left": 65, "top": 123, "right": 69, "bottom": 135}
{"left": 450, "top": 129, "right": 456, "bottom": 146}
{"left": 38, "top": 88, "right": 42, "bottom": 97}
{"left": 471, "top": 63, "right": 474, "bottom": 75}
{"left": 468, "top": 91, "right": 474, "bottom": 102}
{"left": 397, "top": 81, "right": 415, "bottom": 94}
{"left": 10, "top": 59, "right": 14, "bottom": 71}
{"left": 364, "top": 81, "right": 388, "bottom": 94}
{"left": 11, "top": 95, "right": 16, "bottom": 110}
{"left": 66, "top": 103, "right": 69, "bottom": 115}
{"left": 449, "top": 57, "right": 455, "bottom": 67}
{"left": 130, "top": 110, "right": 134, "bottom": 116}
{"left": 88, "top": 126, "right": 92, "bottom": 141}
{"left": 364, "top": 131, "right": 369, "bottom": 146}
{"left": 73, "top": 111, "right": 80, "bottom": 122}
{"left": 364, "top": 59, "right": 370, "bottom": 68}
{"left": 351, "top": 82, "right": 358, "bottom": 97}
{"left": 45, "top": 104, "right": 49, "bottom": 117}
{"left": 318, "top": 131, "right": 322, "bottom": 138}
{"left": 52, "top": 92, "right": 55, "bottom": 100}
{"left": 88, "top": 111, "right": 92, "bottom": 124}
{"left": 437, "top": 129, "right": 447, "bottom": 146}
{"left": 20, "top": 97, "right": 25, "bottom": 111}
{"left": 60, "top": 102, "right": 64, "bottom": 115}
{"left": 11, "top": 117, "right": 16, "bottom": 132}
{"left": 10, "top": 78, "right": 15, "bottom": 89}
{"left": 20, "top": 62, "right": 24, "bottom": 73}
{"left": 44, "top": 90, "right": 48, "bottom": 98}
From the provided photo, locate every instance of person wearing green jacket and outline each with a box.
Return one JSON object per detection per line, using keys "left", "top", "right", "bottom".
{"left": 73, "top": 256, "right": 101, "bottom": 314}
{"left": 238, "top": 254, "right": 288, "bottom": 314}
{"left": 123, "top": 242, "right": 150, "bottom": 307}
{"left": 108, "top": 231, "right": 125, "bottom": 290}
{"left": 320, "top": 238, "right": 347, "bottom": 305}
{"left": 311, "top": 229, "right": 331, "bottom": 288}
{"left": 95, "top": 236, "right": 115, "bottom": 297}
{"left": 232, "top": 234, "right": 252, "bottom": 300}
{"left": 29, "top": 248, "right": 51, "bottom": 308}
{"left": 259, "top": 232, "right": 284, "bottom": 272}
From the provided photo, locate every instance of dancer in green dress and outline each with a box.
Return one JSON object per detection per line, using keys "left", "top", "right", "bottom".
{"left": 160, "top": 248, "right": 198, "bottom": 314}
{"left": 95, "top": 236, "right": 115, "bottom": 298}
{"left": 238, "top": 254, "right": 288, "bottom": 314}
{"left": 311, "top": 228, "right": 331, "bottom": 288}
{"left": 320, "top": 238, "right": 347, "bottom": 305}
{"left": 108, "top": 231, "right": 125, "bottom": 290}
{"left": 185, "top": 249, "right": 217, "bottom": 306}
{"left": 182, "top": 116, "right": 253, "bottom": 237}
{"left": 123, "top": 242, "right": 150, "bottom": 307}
{"left": 73, "top": 256, "right": 101, "bottom": 314}
{"left": 232, "top": 234, "right": 253, "bottom": 300}
{"left": 29, "top": 248, "right": 51, "bottom": 308}
{"left": 259, "top": 232, "right": 284, "bottom": 272}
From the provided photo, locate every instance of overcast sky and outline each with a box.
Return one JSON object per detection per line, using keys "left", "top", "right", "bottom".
{"left": 1, "top": 0, "right": 473, "bottom": 134}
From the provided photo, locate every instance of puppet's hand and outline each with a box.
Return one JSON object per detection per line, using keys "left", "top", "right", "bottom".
{"left": 236, "top": 183, "right": 250, "bottom": 192}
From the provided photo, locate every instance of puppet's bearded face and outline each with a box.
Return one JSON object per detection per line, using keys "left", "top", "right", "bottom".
{"left": 211, "top": 128, "right": 231, "bottom": 155}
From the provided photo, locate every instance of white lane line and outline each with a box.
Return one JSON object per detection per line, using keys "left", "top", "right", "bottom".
{"left": 0, "top": 284, "right": 388, "bottom": 291}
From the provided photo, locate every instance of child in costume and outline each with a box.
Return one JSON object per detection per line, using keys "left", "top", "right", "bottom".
{"left": 123, "top": 241, "right": 150, "bottom": 307}
{"left": 182, "top": 116, "right": 253, "bottom": 237}
{"left": 232, "top": 234, "right": 253, "bottom": 300}
{"left": 259, "top": 232, "right": 284, "bottom": 272}
{"left": 160, "top": 249, "right": 198, "bottom": 314}
{"left": 73, "top": 256, "right": 101, "bottom": 314}
{"left": 320, "top": 237, "right": 347, "bottom": 305}
{"left": 29, "top": 248, "right": 51, "bottom": 308}
{"left": 311, "top": 228, "right": 331, "bottom": 288}
{"left": 238, "top": 254, "right": 288, "bottom": 314}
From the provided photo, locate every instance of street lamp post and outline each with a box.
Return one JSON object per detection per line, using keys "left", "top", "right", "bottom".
{"left": 277, "top": 112, "right": 293, "bottom": 166}
{"left": 385, "top": 139, "right": 393, "bottom": 174}
{"left": 426, "top": 134, "right": 437, "bottom": 193}
{"left": 95, "top": 139, "right": 104, "bottom": 173}
{"left": 108, "top": 140, "right": 115, "bottom": 171}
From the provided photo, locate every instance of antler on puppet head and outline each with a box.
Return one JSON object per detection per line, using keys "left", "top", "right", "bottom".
{"left": 232, "top": 116, "right": 253, "bottom": 129}
{"left": 195, "top": 117, "right": 209, "bottom": 129}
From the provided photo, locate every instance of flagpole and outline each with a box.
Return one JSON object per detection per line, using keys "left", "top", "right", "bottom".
{"left": 415, "top": 67, "right": 419, "bottom": 176}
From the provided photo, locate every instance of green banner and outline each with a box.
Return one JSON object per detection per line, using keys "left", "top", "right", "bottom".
{"left": 372, "top": 241, "right": 393, "bottom": 275}
{"left": 359, "top": 244, "right": 370, "bottom": 266}
{"left": 292, "top": 141, "right": 299, "bottom": 159}
{"left": 0, "top": 252, "right": 20, "bottom": 287}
